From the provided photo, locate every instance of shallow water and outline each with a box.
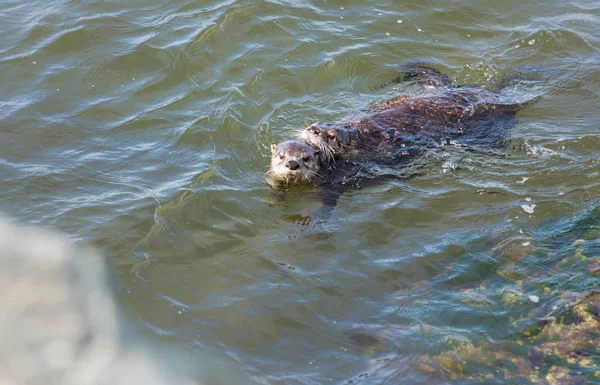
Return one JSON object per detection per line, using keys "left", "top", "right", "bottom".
{"left": 1, "top": 0, "right": 600, "bottom": 383}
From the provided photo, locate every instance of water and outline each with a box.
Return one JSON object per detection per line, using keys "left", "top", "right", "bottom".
{"left": 1, "top": 0, "right": 600, "bottom": 383}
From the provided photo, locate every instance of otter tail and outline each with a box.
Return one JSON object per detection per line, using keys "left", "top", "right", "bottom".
{"left": 489, "top": 95, "right": 543, "bottom": 115}
{"left": 379, "top": 63, "right": 453, "bottom": 89}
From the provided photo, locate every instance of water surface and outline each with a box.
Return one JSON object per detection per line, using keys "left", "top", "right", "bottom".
{"left": 1, "top": 0, "right": 600, "bottom": 383}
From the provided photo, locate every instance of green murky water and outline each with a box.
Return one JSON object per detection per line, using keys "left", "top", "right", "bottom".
{"left": 1, "top": 0, "right": 599, "bottom": 383}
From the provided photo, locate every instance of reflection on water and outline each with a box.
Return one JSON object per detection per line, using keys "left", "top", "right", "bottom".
{"left": 1, "top": 0, "right": 599, "bottom": 383}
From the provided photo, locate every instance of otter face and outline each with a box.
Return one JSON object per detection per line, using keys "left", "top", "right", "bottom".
{"left": 300, "top": 122, "right": 350, "bottom": 162}
{"left": 268, "top": 140, "right": 320, "bottom": 184}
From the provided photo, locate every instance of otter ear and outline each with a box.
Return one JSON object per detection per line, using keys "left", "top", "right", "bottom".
{"left": 327, "top": 129, "right": 336, "bottom": 139}
{"left": 270, "top": 144, "right": 277, "bottom": 153}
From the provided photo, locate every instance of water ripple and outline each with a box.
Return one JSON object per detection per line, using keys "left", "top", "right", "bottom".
{"left": 2, "top": 0, "right": 600, "bottom": 383}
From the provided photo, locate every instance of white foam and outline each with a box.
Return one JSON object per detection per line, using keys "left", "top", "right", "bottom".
{"left": 528, "top": 295, "right": 539, "bottom": 303}
{"left": 521, "top": 204, "right": 536, "bottom": 213}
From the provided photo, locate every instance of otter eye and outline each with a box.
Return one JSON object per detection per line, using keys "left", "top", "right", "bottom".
{"left": 302, "top": 155, "right": 311, "bottom": 162}
{"left": 279, "top": 153, "right": 285, "bottom": 159}
{"left": 313, "top": 129, "right": 320, "bottom": 135}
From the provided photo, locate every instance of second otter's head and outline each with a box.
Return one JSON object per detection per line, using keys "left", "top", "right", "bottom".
{"left": 301, "top": 122, "right": 352, "bottom": 162}
{"left": 268, "top": 140, "right": 320, "bottom": 184}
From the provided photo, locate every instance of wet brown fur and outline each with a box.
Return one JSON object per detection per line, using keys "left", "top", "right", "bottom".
{"left": 302, "top": 86, "right": 522, "bottom": 162}
{"left": 275, "top": 65, "right": 528, "bottom": 185}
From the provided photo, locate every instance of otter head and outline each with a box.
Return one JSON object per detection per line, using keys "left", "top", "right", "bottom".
{"left": 300, "top": 122, "right": 352, "bottom": 162}
{"left": 268, "top": 140, "right": 320, "bottom": 184}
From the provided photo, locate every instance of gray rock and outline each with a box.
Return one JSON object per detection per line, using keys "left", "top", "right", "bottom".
{"left": 0, "top": 217, "right": 245, "bottom": 385}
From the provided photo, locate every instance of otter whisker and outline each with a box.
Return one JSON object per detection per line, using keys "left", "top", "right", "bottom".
{"left": 295, "top": 127, "right": 307, "bottom": 135}
{"left": 319, "top": 144, "right": 334, "bottom": 163}
{"left": 326, "top": 146, "right": 335, "bottom": 163}
{"left": 306, "top": 171, "right": 319, "bottom": 182}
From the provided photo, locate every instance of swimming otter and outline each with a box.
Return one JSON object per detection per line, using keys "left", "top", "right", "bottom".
{"left": 301, "top": 85, "right": 522, "bottom": 162}
{"left": 267, "top": 140, "right": 321, "bottom": 184}
{"left": 268, "top": 64, "right": 534, "bottom": 218}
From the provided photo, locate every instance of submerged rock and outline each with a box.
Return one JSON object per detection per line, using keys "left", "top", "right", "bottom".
{"left": 424, "top": 210, "right": 600, "bottom": 384}
{"left": 426, "top": 292, "right": 600, "bottom": 383}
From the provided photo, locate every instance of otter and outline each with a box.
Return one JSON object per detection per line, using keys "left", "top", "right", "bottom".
{"left": 268, "top": 64, "right": 535, "bottom": 218}
{"left": 301, "top": 87, "right": 522, "bottom": 162}
{"left": 267, "top": 140, "right": 321, "bottom": 184}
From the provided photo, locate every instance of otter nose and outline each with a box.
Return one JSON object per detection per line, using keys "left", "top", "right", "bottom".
{"left": 285, "top": 160, "right": 300, "bottom": 170}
